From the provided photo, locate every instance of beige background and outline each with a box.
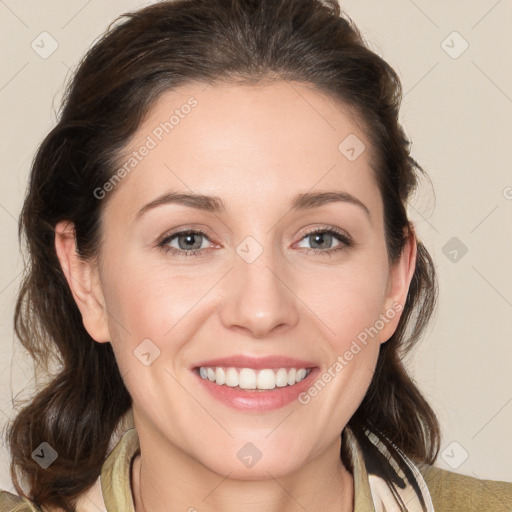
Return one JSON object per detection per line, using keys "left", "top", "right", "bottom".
{"left": 1, "top": 0, "right": 511, "bottom": 494}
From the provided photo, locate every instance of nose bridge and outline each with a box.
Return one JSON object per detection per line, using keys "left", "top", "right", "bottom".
{"left": 218, "top": 238, "right": 299, "bottom": 337}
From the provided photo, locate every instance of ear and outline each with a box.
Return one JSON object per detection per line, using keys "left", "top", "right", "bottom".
{"left": 378, "top": 224, "right": 417, "bottom": 343}
{"left": 54, "top": 221, "right": 110, "bottom": 343}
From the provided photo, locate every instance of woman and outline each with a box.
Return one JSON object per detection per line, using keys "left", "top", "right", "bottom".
{"left": 1, "top": 0, "right": 511, "bottom": 511}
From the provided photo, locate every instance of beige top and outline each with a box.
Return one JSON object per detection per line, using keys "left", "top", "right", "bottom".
{"left": 1, "top": 426, "right": 511, "bottom": 511}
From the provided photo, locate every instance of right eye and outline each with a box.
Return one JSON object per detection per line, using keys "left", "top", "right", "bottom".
{"left": 159, "top": 230, "right": 214, "bottom": 257}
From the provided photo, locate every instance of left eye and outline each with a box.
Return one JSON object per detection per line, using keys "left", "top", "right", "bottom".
{"left": 296, "top": 230, "right": 345, "bottom": 250}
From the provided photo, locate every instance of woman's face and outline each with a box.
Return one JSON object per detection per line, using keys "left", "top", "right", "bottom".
{"left": 62, "top": 81, "right": 414, "bottom": 478}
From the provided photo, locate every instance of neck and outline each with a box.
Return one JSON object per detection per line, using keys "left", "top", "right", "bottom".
{"left": 131, "top": 424, "right": 354, "bottom": 512}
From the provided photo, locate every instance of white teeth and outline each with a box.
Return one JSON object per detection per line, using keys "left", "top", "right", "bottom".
{"left": 215, "top": 367, "right": 226, "bottom": 385}
{"left": 239, "top": 368, "right": 257, "bottom": 389}
{"left": 198, "top": 366, "right": 311, "bottom": 390}
{"left": 258, "top": 369, "right": 276, "bottom": 389}
{"left": 225, "top": 367, "right": 239, "bottom": 387}
{"left": 275, "top": 368, "right": 288, "bottom": 387}
{"left": 296, "top": 368, "right": 307, "bottom": 382}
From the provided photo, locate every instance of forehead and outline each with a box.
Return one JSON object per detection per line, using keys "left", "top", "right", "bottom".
{"left": 104, "top": 80, "right": 382, "bottom": 221}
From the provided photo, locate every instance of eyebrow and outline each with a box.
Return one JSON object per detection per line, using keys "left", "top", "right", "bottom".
{"left": 135, "top": 190, "right": 370, "bottom": 219}
{"left": 291, "top": 191, "right": 370, "bottom": 218}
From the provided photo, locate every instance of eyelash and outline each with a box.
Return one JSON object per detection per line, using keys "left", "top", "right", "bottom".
{"left": 157, "top": 227, "right": 353, "bottom": 258}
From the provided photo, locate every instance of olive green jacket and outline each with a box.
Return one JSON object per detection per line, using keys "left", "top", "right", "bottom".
{"left": 1, "top": 426, "right": 511, "bottom": 511}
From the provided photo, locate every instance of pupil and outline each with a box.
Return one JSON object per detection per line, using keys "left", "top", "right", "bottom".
{"left": 311, "top": 233, "right": 331, "bottom": 249}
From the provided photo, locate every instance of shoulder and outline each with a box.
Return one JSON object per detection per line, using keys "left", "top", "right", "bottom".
{"left": 419, "top": 464, "right": 512, "bottom": 512}
{"left": 0, "top": 490, "right": 40, "bottom": 512}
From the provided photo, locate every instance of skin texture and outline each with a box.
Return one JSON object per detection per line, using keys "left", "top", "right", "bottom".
{"left": 55, "top": 81, "right": 416, "bottom": 512}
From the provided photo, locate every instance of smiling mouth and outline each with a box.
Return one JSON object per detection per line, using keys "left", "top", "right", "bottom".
{"left": 196, "top": 366, "right": 312, "bottom": 391}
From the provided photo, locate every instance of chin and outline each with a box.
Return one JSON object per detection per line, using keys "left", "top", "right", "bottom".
{"left": 199, "top": 449, "right": 306, "bottom": 481}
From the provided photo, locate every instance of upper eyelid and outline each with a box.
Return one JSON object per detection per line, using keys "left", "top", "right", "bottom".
{"left": 159, "top": 227, "right": 214, "bottom": 245}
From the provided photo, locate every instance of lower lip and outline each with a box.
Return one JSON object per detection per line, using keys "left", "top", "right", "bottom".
{"left": 194, "top": 368, "right": 319, "bottom": 411}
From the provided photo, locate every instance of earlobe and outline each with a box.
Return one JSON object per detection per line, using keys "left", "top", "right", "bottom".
{"left": 379, "top": 225, "right": 418, "bottom": 343}
{"left": 54, "top": 221, "right": 110, "bottom": 343}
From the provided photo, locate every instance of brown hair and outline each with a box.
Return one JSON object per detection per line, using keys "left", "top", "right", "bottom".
{"left": 7, "top": 0, "right": 440, "bottom": 510}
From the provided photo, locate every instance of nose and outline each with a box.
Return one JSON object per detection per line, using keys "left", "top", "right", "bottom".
{"left": 218, "top": 248, "right": 300, "bottom": 339}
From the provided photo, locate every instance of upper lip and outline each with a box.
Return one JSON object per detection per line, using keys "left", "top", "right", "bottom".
{"left": 192, "top": 355, "right": 317, "bottom": 370}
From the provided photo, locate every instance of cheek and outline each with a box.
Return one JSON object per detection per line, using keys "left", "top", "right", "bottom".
{"left": 102, "top": 245, "right": 203, "bottom": 325}
{"left": 99, "top": 256, "right": 221, "bottom": 367}
{"left": 296, "top": 255, "right": 390, "bottom": 347}
{"left": 293, "top": 262, "right": 389, "bottom": 435}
